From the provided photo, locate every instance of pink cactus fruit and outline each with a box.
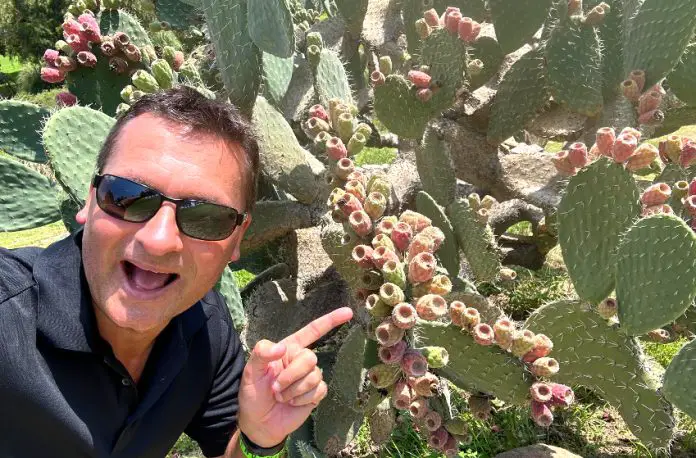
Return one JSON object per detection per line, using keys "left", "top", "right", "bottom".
{"left": 689, "top": 178, "right": 696, "bottom": 196}
{"left": 370, "top": 70, "right": 386, "bottom": 87}
{"left": 441, "top": 6, "right": 461, "bottom": 26}
{"left": 400, "top": 210, "right": 432, "bottom": 234}
{"left": 76, "top": 51, "right": 97, "bottom": 68}
{"left": 428, "top": 427, "right": 449, "bottom": 450}
{"left": 530, "top": 382, "right": 553, "bottom": 403}
{"left": 530, "top": 400, "right": 554, "bottom": 427}
{"left": 685, "top": 196, "right": 696, "bottom": 217}
{"left": 55, "top": 91, "right": 77, "bottom": 107}
{"left": 337, "top": 192, "right": 362, "bottom": 217}
{"left": 375, "top": 216, "right": 397, "bottom": 237}
{"left": 348, "top": 210, "right": 372, "bottom": 237}
{"left": 375, "top": 320, "right": 405, "bottom": 347}
{"left": 639, "top": 90, "right": 662, "bottom": 115}
{"left": 461, "top": 307, "right": 481, "bottom": 330}
{"left": 346, "top": 170, "right": 367, "bottom": 188}
{"left": 423, "top": 8, "right": 440, "bottom": 27}
{"left": 43, "top": 49, "right": 60, "bottom": 66}
{"left": 371, "top": 245, "right": 399, "bottom": 269}
{"left": 595, "top": 126, "right": 616, "bottom": 156}
{"left": 416, "top": 88, "right": 433, "bottom": 103}
{"left": 407, "top": 70, "right": 432, "bottom": 89}
{"left": 444, "top": 9, "right": 462, "bottom": 34}
{"left": 410, "top": 397, "right": 430, "bottom": 418}
{"left": 550, "top": 383, "right": 575, "bottom": 407}
{"left": 392, "top": 379, "right": 413, "bottom": 410}
{"left": 619, "top": 126, "right": 642, "bottom": 141}
{"left": 413, "top": 372, "right": 439, "bottom": 397}
{"left": 408, "top": 251, "right": 437, "bottom": 284}
{"left": 472, "top": 323, "right": 495, "bottom": 346}
{"left": 642, "top": 204, "right": 674, "bottom": 217}
{"left": 567, "top": 142, "right": 589, "bottom": 168}
{"left": 62, "top": 19, "right": 82, "bottom": 37}
{"left": 40, "top": 67, "right": 65, "bottom": 83}
{"left": 522, "top": 334, "right": 554, "bottom": 363}
{"left": 638, "top": 109, "right": 664, "bottom": 126}
{"left": 80, "top": 21, "right": 101, "bottom": 43}
{"left": 424, "top": 410, "right": 443, "bottom": 432}
{"left": 77, "top": 12, "right": 99, "bottom": 31}
{"left": 65, "top": 33, "right": 89, "bottom": 53}
{"left": 309, "top": 104, "right": 329, "bottom": 122}
{"left": 415, "top": 294, "right": 448, "bottom": 320}
{"left": 681, "top": 140, "right": 696, "bottom": 168}
{"left": 392, "top": 302, "right": 417, "bottom": 329}
{"left": 351, "top": 244, "right": 374, "bottom": 269}
{"left": 458, "top": 17, "right": 481, "bottom": 43}
{"left": 511, "top": 330, "right": 536, "bottom": 358}
{"left": 172, "top": 51, "right": 184, "bottom": 71}
{"left": 419, "top": 226, "right": 445, "bottom": 251}
{"left": 379, "top": 339, "right": 407, "bottom": 364}
{"left": 621, "top": 78, "right": 640, "bottom": 102}
{"left": 326, "top": 136, "right": 347, "bottom": 160}
{"left": 611, "top": 133, "right": 638, "bottom": 163}
{"left": 407, "top": 234, "right": 436, "bottom": 262}
{"left": 449, "top": 301, "right": 466, "bottom": 327}
{"left": 625, "top": 143, "right": 658, "bottom": 171}
{"left": 493, "top": 318, "right": 515, "bottom": 350}
{"left": 531, "top": 357, "right": 560, "bottom": 378}
{"left": 641, "top": 183, "right": 671, "bottom": 207}
{"left": 552, "top": 150, "right": 577, "bottom": 176}
{"left": 629, "top": 69, "right": 646, "bottom": 92}
{"left": 391, "top": 221, "right": 413, "bottom": 252}
{"left": 401, "top": 349, "right": 429, "bottom": 377}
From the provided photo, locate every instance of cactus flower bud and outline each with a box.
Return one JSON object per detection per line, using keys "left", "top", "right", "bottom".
{"left": 370, "top": 70, "right": 386, "bottom": 87}
{"left": 380, "top": 260, "right": 406, "bottom": 289}
{"left": 392, "top": 302, "right": 417, "bottom": 329}
{"left": 410, "top": 397, "right": 429, "bottom": 418}
{"left": 641, "top": 183, "right": 671, "bottom": 206}
{"left": 347, "top": 132, "right": 367, "bottom": 156}
{"left": 43, "top": 49, "right": 60, "bottom": 65}
{"left": 621, "top": 78, "right": 640, "bottom": 102}
{"left": 612, "top": 133, "right": 638, "bottom": 163}
{"left": 379, "top": 282, "right": 405, "bottom": 306}
{"left": 550, "top": 383, "right": 574, "bottom": 407}
{"left": 408, "top": 251, "right": 437, "bottom": 284}
{"left": 55, "top": 91, "right": 78, "bottom": 107}
{"left": 629, "top": 69, "right": 646, "bottom": 93}
{"left": 468, "top": 395, "right": 491, "bottom": 421}
{"left": 423, "top": 8, "right": 440, "bottom": 27}
{"left": 421, "top": 347, "right": 449, "bottom": 369}
{"left": 352, "top": 244, "right": 374, "bottom": 269}
{"left": 531, "top": 357, "right": 560, "bottom": 377}
{"left": 337, "top": 192, "right": 362, "bottom": 217}
{"left": 76, "top": 51, "right": 97, "bottom": 68}
{"left": 494, "top": 318, "right": 515, "bottom": 350}
{"left": 368, "top": 363, "right": 401, "bottom": 388}
{"left": 473, "top": 323, "right": 495, "bottom": 346}
{"left": 41, "top": 67, "right": 66, "bottom": 83}
{"left": 567, "top": 142, "right": 589, "bottom": 168}
{"left": 458, "top": 17, "right": 481, "bottom": 43}
{"left": 424, "top": 410, "right": 443, "bottom": 431}
{"left": 639, "top": 90, "right": 662, "bottom": 115}
{"left": 392, "top": 379, "right": 413, "bottom": 410}
{"left": 626, "top": 143, "right": 658, "bottom": 171}
{"left": 449, "top": 301, "right": 466, "bottom": 327}
{"left": 372, "top": 245, "right": 399, "bottom": 268}
{"left": 530, "top": 382, "right": 553, "bottom": 403}
{"left": 523, "top": 334, "right": 554, "bottom": 362}
{"left": 415, "top": 18, "right": 432, "bottom": 39}
{"left": 415, "top": 294, "right": 448, "bottom": 320}
{"left": 407, "top": 70, "right": 432, "bottom": 89}
{"left": 530, "top": 400, "right": 554, "bottom": 427}
{"left": 365, "top": 294, "right": 391, "bottom": 318}
{"left": 108, "top": 56, "right": 128, "bottom": 74}
{"left": 401, "top": 349, "right": 428, "bottom": 377}
{"left": 379, "top": 340, "right": 407, "bottom": 364}
{"left": 364, "top": 192, "right": 387, "bottom": 221}
{"left": 511, "top": 330, "right": 536, "bottom": 358}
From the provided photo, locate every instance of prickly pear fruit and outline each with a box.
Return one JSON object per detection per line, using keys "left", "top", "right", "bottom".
{"left": 449, "top": 301, "right": 466, "bottom": 327}
{"left": 62, "top": 19, "right": 82, "bottom": 36}
{"left": 552, "top": 150, "right": 577, "bottom": 176}
{"left": 370, "top": 70, "right": 386, "bottom": 87}
{"left": 416, "top": 88, "right": 433, "bottom": 103}
{"left": 629, "top": 69, "right": 646, "bottom": 92}
{"left": 626, "top": 143, "right": 658, "bottom": 171}
{"left": 367, "top": 174, "right": 391, "bottom": 200}
{"left": 381, "top": 260, "right": 406, "bottom": 289}
{"left": 415, "top": 294, "right": 448, "bottom": 320}
{"left": 567, "top": 142, "right": 589, "bottom": 168}
{"left": 379, "top": 339, "right": 407, "bottom": 364}
{"left": 641, "top": 183, "right": 671, "bottom": 206}
{"left": 423, "top": 8, "right": 440, "bottom": 27}
{"left": 530, "top": 382, "right": 553, "bottom": 403}
{"left": 100, "top": 40, "right": 117, "bottom": 56}
{"left": 348, "top": 132, "right": 366, "bottom": 156}
{"left": 41, "top": 67, "right": 65, "bottom": 83}
{"left": 391, "top": 221, "right": 413, "bottom": 252}
{"left": 352, "top": 244, "right": 374, "bottom": 269}
{"left": 345, "top": 180, "right": 366, "bottom": 203}
{"left": 55, "top": 91, "right": 78, "bottom": 106}
{"left": 407, "top": 70, "right": 432, "bottom": 89}
{"left": 642, "top": 204, "right": 674, "bottom": 217}
{"left": 368, "top": 363, "right": 401, "bottom": 388}
{"left": 531, "top": 357, "right": 560, "bottom": 377}
{"left": 638, "top": 109, "right": 664, "bottom": 126}
{"left": 392, "top": 379, "right": 413, "bottom": 410}
{"left": 647, "top": 328, "right": 671, "bottom": 343}
{"left": 583, "top": 2, "right": 609, "bottom": 26}
{"left": 349, "top": 210, "right": 372, "bottom": 237}
{"left": 493, "top": 318, "right": 515, "bottom": 350}
{"left": 379, "top": 282, "right": 405, "bottom": 306}
{"left": 461, "top": 307, "right": 481, "bottom": 330}
{"left": 639, "top": 90, "right": 662, "bottom": 115}
{"left": 413, "top": 372, "right": 439, "bottom": 397}
{"left": 378, "top": 56, "right": 392, "bottom": 76}
{"left": 326, "top": 136, "right": 348, "bottom": 161}
{"left": 75, "top": 51, "right": 96, "bottom": 68}
{"left": 401, "top": 350, "right": 428, "bottom": 377}
{"left": 621, "top": 78, "right": 640, "bottom": 102}
{"left": 43, "top": 49, "right": 59, "bottom": 65}
{"left": 611, "top": 133, "right": 637, "bottom": 163}
{"left": 412, "top": 274, "right": 452, "bottom": 297}
{"left": 424, "top": 410, "right": 443, "bottom": 431}
{"left": 511, "top": 330, "right": 536, "bottom": 358}
{"left": 597, "top": 298, "right": 617, "bottom": 319}
{"left": 472, "top": 323, "right": 495, "bottom": 346}
{"left": 407, "top": 235, "right": 435, "bottom": 263}
{"left": 458, "top": 17, "right": 480, "bottom": 43}
{"left": 444, "top": 419, "right": 468, "bottom": 436}
{"left": 372, "top": 246, "right": 399, "bottom": 269}
{"left": 428, "top": 427, "right": 449, "bottom": 450}
{"left": 309, "top": 104, "right": 329, "bottom": 122}
{"left": 522, "top": 334, "right": 554, "bottom": 363}
{"left": 409, "top": 252, "right": 437, "bottom": 283}
{"left": 467, "top": 59, "right": 484, "bottom": 76}
{"left": 499, "top": 268, "right": 517, "bottom": 282}
{"left": 376, "top": 320, "right": 405, "bottom": 347}
{"left": 392, "top": 303, "right": 417, "bottom": 329}
{"left": 595, "top": 127, "right": 616, "bottom": 156}
{"left": 337, "top": 192, "right": 362, "bottom": 217}
{"left": 373, "top": 233, "right": 396, "bottom": 251}
{"left": 468, "top": 395, "right": 491, "bottom": 421}
{"left": 421, "top": 347, "right": 449, "bottom": 369}
{"left": 550, "top": 383, "right": 574, "bottom": 407}
{"left": 681, "top": 141, "right": 696, "bottom": 168}
{"left": 415, "top": 18, "right": 432, "bottom": 39}
{"left": 410, "top": 397, "right": 430, "bottom": 418}
{"left": 530, "top": 400, "right": 554, "bottom": 427}
{"left": 366, "top": 295, "right": 391, "bottom": 318}
{"left": 364, "top": 192, "right": 387, "bottom": 221}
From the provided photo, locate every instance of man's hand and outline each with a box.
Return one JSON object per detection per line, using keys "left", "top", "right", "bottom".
{"left": 237, "top": 307, "right": 353, "bottom": 448}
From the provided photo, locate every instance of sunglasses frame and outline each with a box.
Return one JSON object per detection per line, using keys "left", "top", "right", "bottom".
{"left": 91, "top": 173, "right": 246, "bottom": 241}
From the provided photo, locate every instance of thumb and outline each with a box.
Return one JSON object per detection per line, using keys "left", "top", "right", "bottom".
{"left": 246, "top": 340, "right": 286, "bottom": 380}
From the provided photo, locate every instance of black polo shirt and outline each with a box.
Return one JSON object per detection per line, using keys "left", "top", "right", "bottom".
{"left": 0, "top": 229, "right": 245, "bottom": 458}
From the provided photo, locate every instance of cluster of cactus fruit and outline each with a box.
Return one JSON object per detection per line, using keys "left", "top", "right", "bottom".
{"left": 621, "top": 69, "right": 666, "bottom": 127}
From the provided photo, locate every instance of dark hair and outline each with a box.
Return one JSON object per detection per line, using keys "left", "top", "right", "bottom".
{"left": 96, "top": 86, "right": 260, "bottom": 212}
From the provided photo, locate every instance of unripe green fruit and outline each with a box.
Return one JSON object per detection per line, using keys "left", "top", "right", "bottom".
{"left": 132, "top": 70, "right": 160, "bottom": 93}
{"left": 420, "top": 346, "right": 449, "bottom": 368}
{"left": 151, "top": 59, "right": 174, "bottom": 89}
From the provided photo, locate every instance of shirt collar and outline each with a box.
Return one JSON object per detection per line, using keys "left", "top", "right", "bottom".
{"left": 34, "top": 228, "right": 208, "bottom": 354}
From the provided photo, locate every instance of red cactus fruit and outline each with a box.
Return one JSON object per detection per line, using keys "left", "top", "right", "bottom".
{"left": 494, "top": 318, "right": 515, "bottom": 350}
{"left": 375, "top": 217, "right": 396, "bottom": 237}
{"left": 530, "top": 382, "right": 553, "bottom": 403}
{"left": 392, "top": 379, "right": 413, "bottom": 410}
{"left": 113, "top": 31, "right": 130, "bottom": 49}
{"left": 77, "top": 12, "right": 99, "bottom": 30}
{"left": 370, "top": 70, "right": 385, "bottom": 87}
{"left": 424, "top": 410, "right": 443, "bottom": 432}
{"left": 449, "top": 301, "right": 466, "bottom": 327}
{"left": 595, "top": 126, "right": 616, "bottom": 156}
{"left": 641, "top": 183, "right": 671, "bottom": 206}
{"left": 407, "top": 70, "right": 432, "bottom": 89}
{"left": 337, "top": 193, "right": 363, "bottom": 217}
{"left": 567, "top": 142, "right": 589, "bottom": 168}
{"left": 681, "top": 140, "right": 696, "bottom": 168}
{"left": 351, "top": 244, "right": 374, "bottom": 269}
{"left": 621, "top": 78, "right": 640, "bottom": 102}
{"left": 629, "top": 69, "right": 646, "bottom": 92}
{"left": 406, "top": 235, "right": 435, "bottom": 263}
{"left": 43, "top": 49, "right": 59, "bottom": 66}
{"left": 413, "top": 372, "right": 439, "bottom": 397}
{"left": 530, "top": 400, "right": 554, "bottom": 427}
{"left": 400, "top": 210, "right": 432, "bottom": 234}
{"left": 401, "top": 350, "right": 428, "bottom": 377}
{"left": 80, "top": 21, "right": 101, "bottom": 43}
{"left": 76, "top": 51, "right": 97, "bottom": 68}
{"left": 689, "top": 178, "right": 696, "bottom": 196}
{"left": 685, "top": 196, "right": 696, "bottom": 217}
{"left": 445, "top": 10, "right": 462, "bottom": 34}
{"left": 392, "top": 303, "right": 417, "bottom": 329}
{"left": 642, "top": 204, "right": 674, "bottom": 217}
{"left": 375, "top": 320, "right": 405, "bottom": 347}
{"left": 473, "top": 323, "right": 494, "bottom": 346}
{"left": 458, "top": 17, "right": 481, "bottom": 43}
{"left": 423, "top": 8, "right": 440, "bottom": 27}
{"left": 390, "top": 221, "right": 413, "bottom": 253}
{"left": 416, "top": 88, "right": 433, "bottom": 102}
{"left": 372, "top": 246, "right": 399, "bottom": 269}
{"left": 550, "top": 383, "right": 575, "bottom": 407}
{"left": 408, "top": 251, "right": 437, "bottom": 283}
{"left": 626, "top": 143, "right": 658, "bottom": 171}
{"left": 62, "top": 19, "right": 82, "bottom": 37}
{"left": 522, "top": 334, "right": 554, "bottom": 363}
{"left": 171, "top": 50, "right": 184, "bottom": 71}
{"left": 309, "top": 104, "right": 329, "bottom": 122}
{"left": 552, "top": 150, "right": 577, "bottom": 176}
{"left": 100, "top": 40, "right": 117, "bottom": 56}
{"left": 55, "top": 91, "right": 77, "bottom": 106}
{"left": 65, "top": 33, "right": 89, "bottom": 53}
{"left": 611, "top": 133, "right": 638, "bottom": 163}
{"left": 40, "top": 67, "right": 65, "bottom": 84}
{"left": 428, "top": 427, "right": 449, "bottom": 450}
{"left": 531, "top": 357, "right": 560, "bottom": 377}
{"left": 418, "top": 226, "right": 445, "bottom": 251}
{"left": 415, "top": 294, "right": 448, "bottom": 321}
{"left": 410, "top": 397, "right": 430, "bottom": 418}
{"left": 349, "top": 210, "right": 372, "bottom": 237}
{"left": 639, "top": 90, "right": 662, "bottom": 115}
{"left": 638, "top": 109, "right": 664, "bottom": 126}
{"left": 379, "top": 340, "right": 407, "bottom": 364}
{"left": 326, "top": 136, "right": 347, "bottom": 160}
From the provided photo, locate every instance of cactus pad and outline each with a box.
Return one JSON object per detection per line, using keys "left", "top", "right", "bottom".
{"left": 373, "top": 74, "right": 436, "bottom": 139}
{"left": 624, "top": 0, "right": 696, "bottom": 89}
{"left": 0, "top": 155, "right": 61, "bottom": 231}
{"left": 588, "top": 0, "right": 625, "bottom": 99}
{"left": 418, "top": 28, "right": 468, "bottom": 108}
{"left": 202, "top": 0, "right": 262, "bottom": 115}
{"left": 415, "top": 191, "right": 461, "bottom": 277}
{"left": 247, "top": 0, "right": 295, "bottom": 58}
{"left": 42, "top": 106, "right": 116, "bottom": 202}
{"left": 329, "top": 325, "right": 369, "bottom": 408}
{"left": 546, "top": 19, "right": 603, "bottom": 116}
{"left": 663, "top": 338, "right": 696, "bottom": 420}
{"left": 334, "top": 0, "right": 368, "bottom": 36}
{"left": 487, "top": 49, "right": 549, "bottom": 145}
{"left": 314, "top": 49, "right": 354, "bottom": 107}
{"left": 320, "top": 220, "right": 362, "bottom": 290}
{"left": 446, "top": 198, "right": 501, "bottom": 282}
{"left": 262, "top": 52, "right": 295, "bottom": 107}
{"left": 666, "top": 43, "right": 696, "bottom": 106}
{"left": 214, "top": 265, "right": 245, "bottom": 332}
{"left": 251, "top": 96, "right": 324, "bottom": 204}
{"left": 0, "top": 100, "right": 49, "bottom": 163}
{"left": 59, "top": 194, "right": 82, "bottom": 234}
{"left": 416, "top": 126, "right": 456, "bottom": 207}
{"left": 557, "top": 158, "right": 641, "bottom": 304}
{"left": 615, "top": 214, "right": 696, "bottom": 336}
{"left": 98, "top": 9, "right": 153, "bottom": 48}
{"left": 469, "top": 36, "right": 504, "bottom": 89}
{"left": 416, "top": 320, "right": 533, "bottom": 405}
{"left": 524, "top": 301, "right": 675, "bottom": 450}
{"left": 155, "top": 0, "right": 203, "bottom": 30}
{"left": 488, "top": 0, "right": 552, "bottom": 54}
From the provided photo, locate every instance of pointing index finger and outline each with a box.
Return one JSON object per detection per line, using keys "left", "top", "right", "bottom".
{"left": 282, "top": 307, "right": 353, "bottom": 348}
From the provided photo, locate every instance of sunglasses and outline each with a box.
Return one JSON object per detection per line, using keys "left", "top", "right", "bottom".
{"left": 92, "top": 173, "right": 246, "bottom": 241}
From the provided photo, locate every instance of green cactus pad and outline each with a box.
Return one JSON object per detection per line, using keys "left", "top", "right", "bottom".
{"left": 334, "top": 0, "right": 368, "bottom": 35}
{"left": 488, "top": 0, "right": 552, "bottom": 54}
{"left": 98, "top": 9, "right": 153, "bottom": 48}
{"left": 418, "top": 28, "right": 468, "bottom": 112}
{"left": 329, "top": 325, "right": 370, "bottom": 408}
{"left": 416, "top": 126, "right": 456, "bottom": 207}
{"left": 320, "top": 222, "right": 362, "bottom": 291}
{"left": 656, "top": 163, "right": 688, "bottom": 185}
{"left": 155, "top": 0, "right": 203, "bottom": 30}
{"left": 314, "top": 49, "right": 354, "bottom": 107}
{"left": 373, "top": 75, "right": 435, "bottom": 139}
{"left": 654, "top": 106, "right": 696, "bottom": 138}
{"left": 214, "top": 265, "right": 245, "bottom": 332}
{"left": 557, "top": 158, "right": 641, "bottom": 304}
{"left": 0, "top": 155, "right": 61, "bottom": 231}
{"left": 313, "top": 386, "right": 364, "bottom": 455}
{"left": 416, "top": 320, "right": 532, "bottom": 405}
{"left": 202, "top": 0, "right": 262, "bottom": 116}
{"left": 251, "top": 96, "right": 324, "bottom": 204}
{"left": 469, "top": 36, "right": 504, "bottom": 90}
{"left": 666, "top": 43, "right": 696, "bottom": 106}
{"left": 624, "top": 0, "right": 696, "bottom": 89}
{"left": 0, "top": 100, "right": 49, "bottom": 163}
{"left": 587, "top": 0, "right": 625, "bottom": 99}
{"left": 415, "top": 191, "right": 461, "bottom": 277}
{"left": 59, "top": 194, "right": 83, "bottom": 234}
{"left": 248, "top": 0, "right": 295, "bottom": 58}
{"left": 42, "top": 107, "right": 115, "bottom": 203}
{"left": 615, "top": 215, "right": 696, "bottom": 336}
{"left": 291, "top": 441, "right": 325, "bottom": 458}
{"left": 524, "top": 301, "right": 675, "bottom": 450}
{"left": 546, "top": 19, "right": 603, "bottom": 116}
{"left": 262, "top": 52, "right": 295, "bottom": 107}
{"left": 663, "top": 339, "right": 696, "bottom": 421}
{"left": 487, "top": 49, "right": 549, "bottom": 145}
{"left": 446, "top": 198, "right": 501, "bottom": 282}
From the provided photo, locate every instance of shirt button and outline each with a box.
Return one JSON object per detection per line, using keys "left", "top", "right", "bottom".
{"left": 121, "top": 378, "right": 131, "bottom": 386}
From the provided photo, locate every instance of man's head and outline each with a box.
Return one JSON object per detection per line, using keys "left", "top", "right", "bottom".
{"left": 76, "top": 87, "right": 259, "bottom": 339}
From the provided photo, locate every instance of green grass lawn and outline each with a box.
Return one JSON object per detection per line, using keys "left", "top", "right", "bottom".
{"left": 0, "top": 55, "right": 22, "bottom": 73}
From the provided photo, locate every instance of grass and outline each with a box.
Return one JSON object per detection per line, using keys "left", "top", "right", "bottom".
{"left": 0, "top": 221, "right": 68, "bottom": 249}
{"left": 354, "top": 146, "right": 398, "bottom": 167}
{"left": 0, "top": 55, "right": 22, "bottom": 74}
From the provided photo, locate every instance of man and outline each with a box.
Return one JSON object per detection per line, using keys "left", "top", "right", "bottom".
{"left": 0, "top": 86, "right": 352, "bottom": 457}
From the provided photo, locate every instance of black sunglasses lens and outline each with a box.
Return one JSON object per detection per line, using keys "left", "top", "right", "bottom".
{"left": 177, "top": 202, "right": 238, "bottom": 241}
{"left": 96, "top": 175, "right": 161, "bottom": 222}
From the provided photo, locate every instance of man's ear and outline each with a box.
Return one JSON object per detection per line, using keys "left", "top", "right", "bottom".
{"left": 229, "top": 213, "right": 252, "bottom": 262}
{"left": 75, "top": 186, "right": 94, "bottom": 225}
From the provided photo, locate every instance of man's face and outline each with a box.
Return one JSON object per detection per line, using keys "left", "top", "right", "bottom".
{"left": 76, "top": 113, "right": 252, "bottom": 337}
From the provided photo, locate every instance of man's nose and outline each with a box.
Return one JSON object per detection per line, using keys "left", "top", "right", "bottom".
{"left": 134, "top": 202, "right": 184, "bottom": 256}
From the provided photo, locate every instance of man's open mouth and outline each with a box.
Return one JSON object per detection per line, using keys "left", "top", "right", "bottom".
{"left": 122, "top": 260, "right": 179, "bottom": 292}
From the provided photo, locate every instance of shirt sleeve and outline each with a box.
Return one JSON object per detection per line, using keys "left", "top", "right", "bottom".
{"left": 184, "top": 293, "right": 246, "bottom": 458}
